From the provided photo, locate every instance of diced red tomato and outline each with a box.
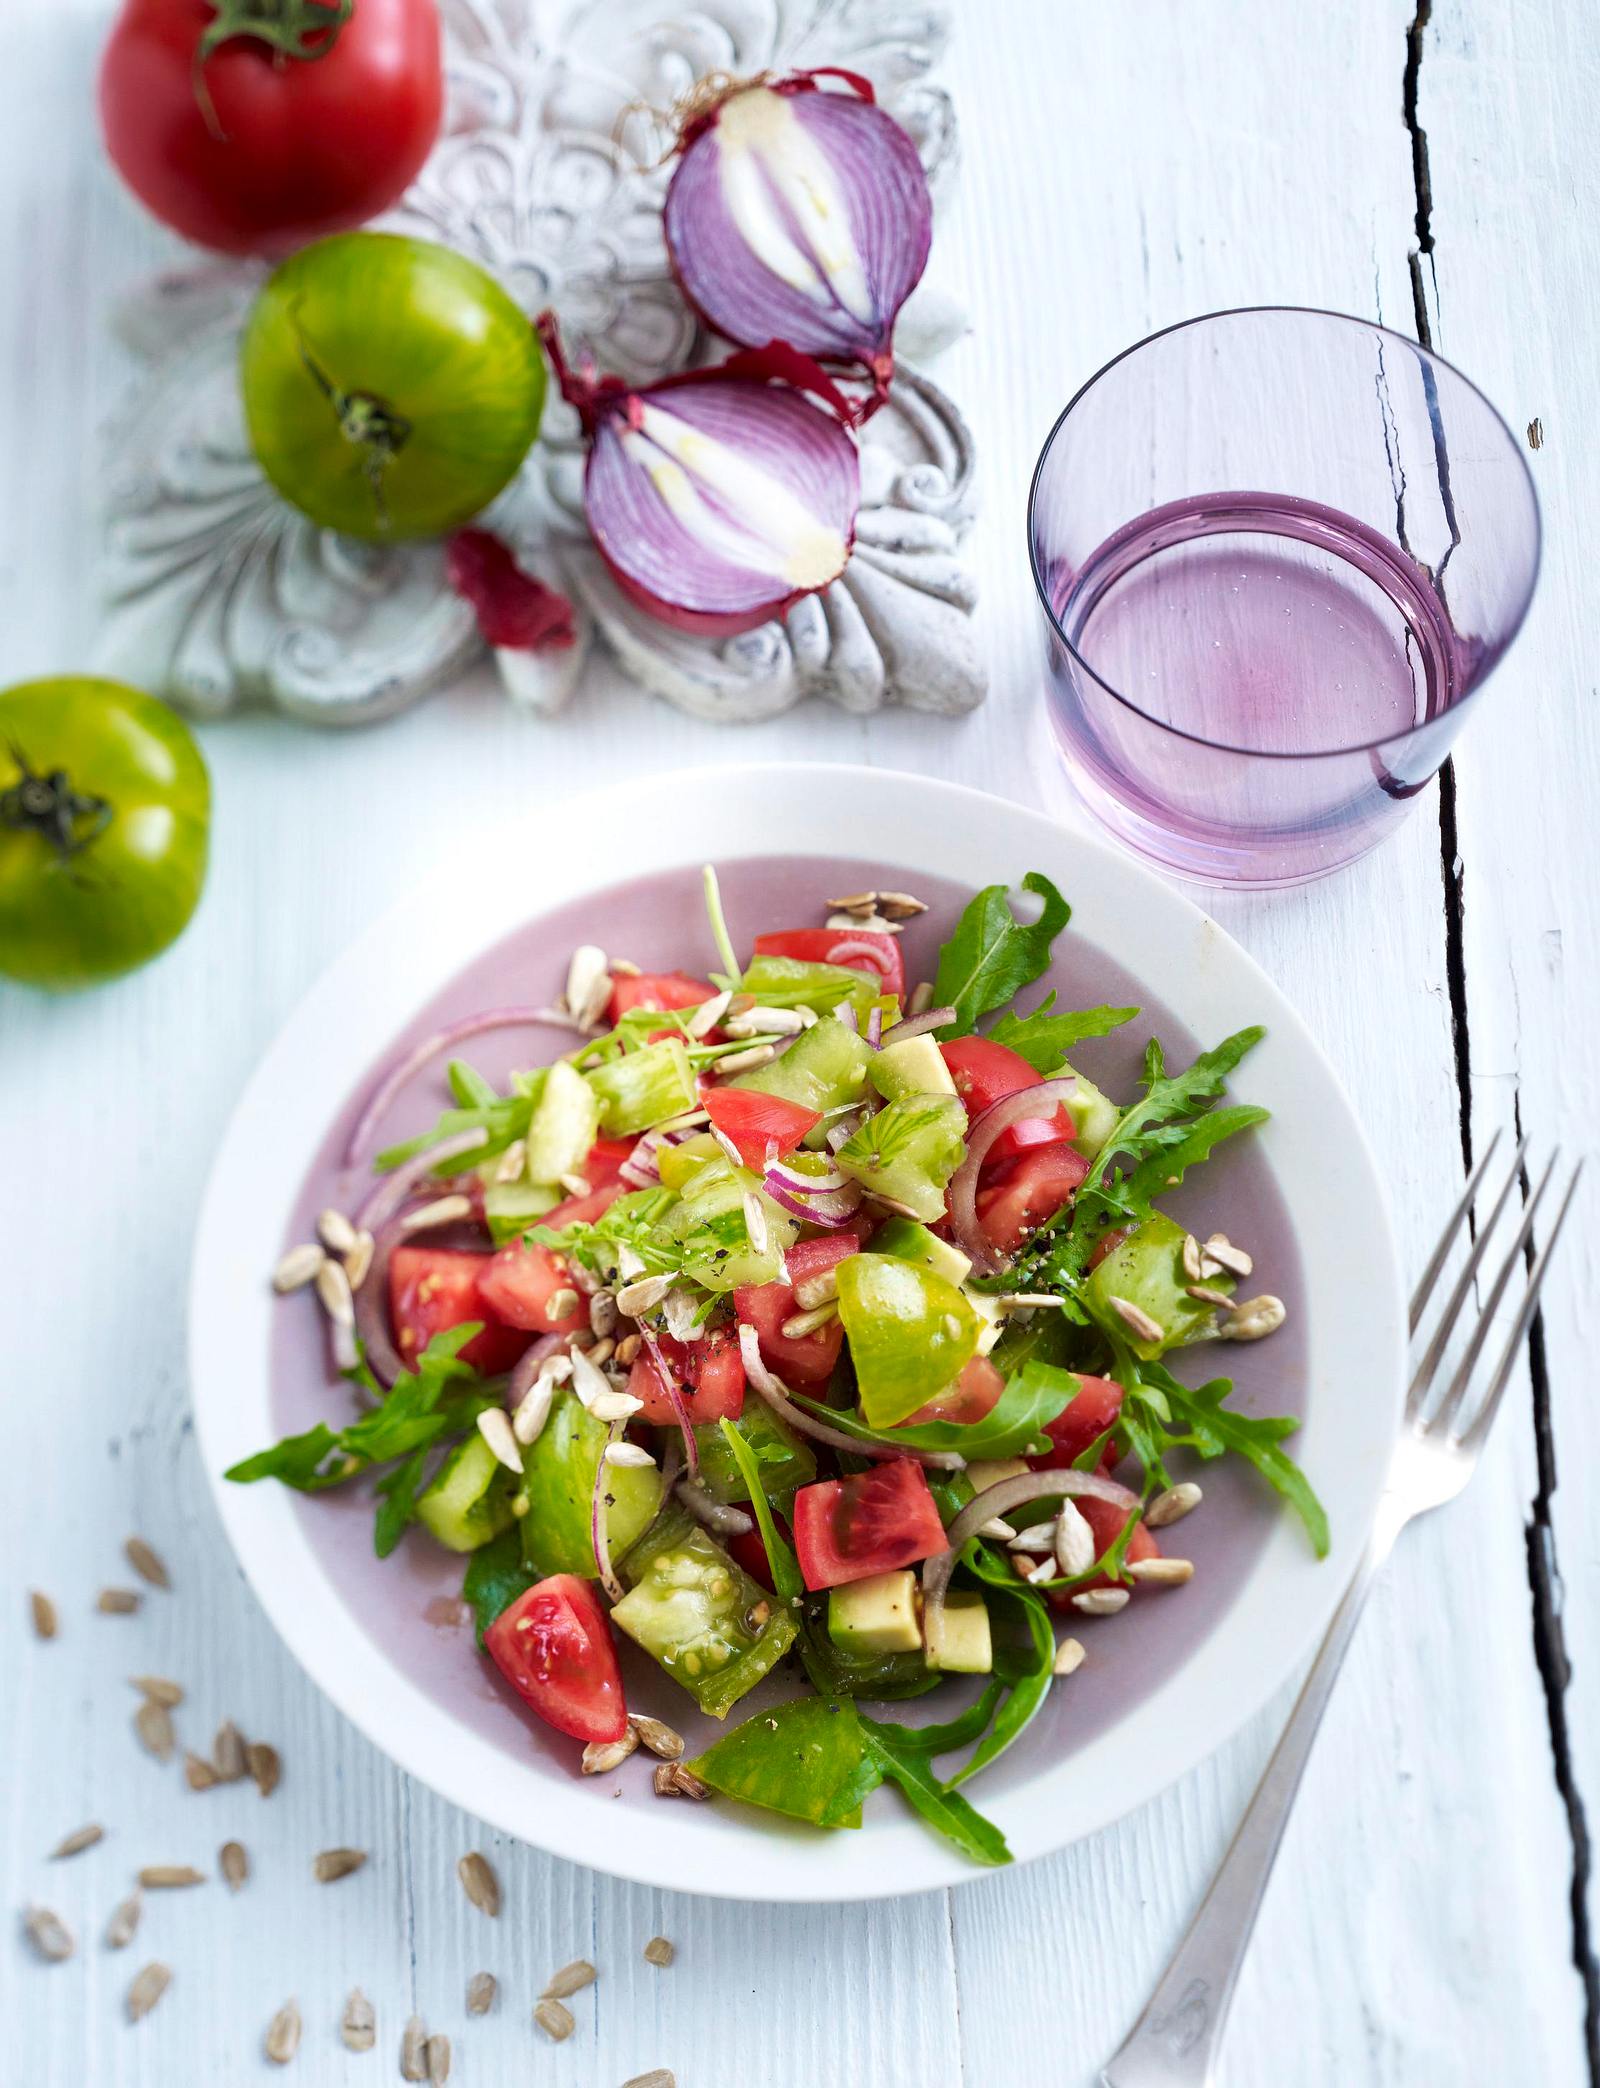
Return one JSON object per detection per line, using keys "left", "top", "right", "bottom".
{"left": 484, "top": 1573, "right": 628, "bottom": 1744}
{"left": 940, "top": 1035, "right": 1074, "bottom": 1163}
{"left": 1088, "top": 1224, "right": 1134, "bottom": 1272}
{"left": 1047, "top": 1493, "right": 1160, "bottom": 1605}
{"left": 753, "top": 927, "right": 905, "bottom": 1003}
{"left": 543, "top": 1180, "right": 626, "bottom": 1230}
{"left": 1031, "top": 1374, "right": 1126, "bottom": 1470}
{"left": 627, "top": 1325, "right": 746, "bottom": 1425}
{"left": 582, "top": 1136, "right": 637, "bottom": 1188}
{"left": 606, "top": 969, "right": 712, "bottom": 1026}
{"left": 478, "top": 1176, "right": 626, "bottom": 1340}
{"left": 702, "top": 1085, "right": 821, "bottom": 1170}
{"left": 975, "top": 1144, "right": 1090, "bottom": 1257}
{"left": 387, "top": 1245, "right": 530, "bottom": 1376}
{"left": 901, "top": 1353, "right": 1007, "bottom": 1428}
{"left": 793, "top": 1459, "right": 948, "bottom": 1590}
{"left": 733, "top": 1231, "right": 863, "bottom": 1388}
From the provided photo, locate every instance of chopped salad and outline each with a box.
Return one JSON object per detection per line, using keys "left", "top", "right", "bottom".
{"left": 232, "top": 869, "right": 1323, "bottom": 1866}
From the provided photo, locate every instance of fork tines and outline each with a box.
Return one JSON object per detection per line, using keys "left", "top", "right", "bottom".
{"left": 1406, "top": 1129, "right": 1584, "bottom": 1445}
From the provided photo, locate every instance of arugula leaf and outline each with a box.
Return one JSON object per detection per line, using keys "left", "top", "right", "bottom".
{"left": 462, "top": 1526, "right": 536, "bottom": 1649}
{"left": 1131, "top": 1359, "right": 1329, "bottom": 1557}
{"left": 986, "top": 994, "right": 1138, "bottom": 1071}
{"left": 222, "top": 1422, "right": 351, "bottom": 1490}
{"left": 448, "top": 1058, "right": 499, "bottom": 1110}
{"left": 796, "top": 1602, "right": 941, "bottom": 1702}
{"left": 373, "top": 1447, "right": 432, "bottom": 1558}
{"left": 790, "top": 1357, "right": 1075, "bottom": 1461}
{"left": 1119, "top": 1103, "right": 1271, "bottom": 1212}
{"left": 933, "top": 873, "right": 1072, "bottom": 1035}
{"left": 716, "top": 1418, "right": 803, "bottom": 1604}
{"left": 946, "top": 1584, "right": 1053, "bottom": 1786}
{"left": 856, "top": 1715, "right": 1012, "bottom": 1865}
{"left": 885, "top": 1679, "right": 1006, "bottom": 1756}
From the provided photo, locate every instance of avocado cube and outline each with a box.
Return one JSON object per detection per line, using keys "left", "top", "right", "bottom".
{"left": 828, "top": 1568, "right": 923, "bottom": 1656}
{"left": 868, "top": 1033, "right": 959, "bottom": 1105}
{"left": 870, "top": 1214, "right": 974, "bottom": 1289}
{"left": 926, "top": 1590, "right": 993, "bottom": 1674}
{"left": 965, "top": 1456, "right": 1032, "bottom": 1494}
{"left": 1063, "top": 1064, "right": 1119, "bottom": 1156}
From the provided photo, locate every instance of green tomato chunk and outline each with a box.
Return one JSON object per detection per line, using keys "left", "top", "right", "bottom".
{"left": 687, "top": 1694, "right": 868, "bottom": 1828}
{"left": 518, "top": 1388, "right": 662, "bottom": 1579}
{"left": 835, "top": 1095, "right": 967, "bottom": 1223}
{"left": 1084, "top": 1211, "right": 1234, "bottom": 1358}
{"left": 664, "top": 1163, "right": 796, "bottom": 1290}
{"left": 835, "top": 1252, "right": 981, "bottom": 1427}
{"left": 614, "top": 1508, "right": 796, "bottom": 1719}
{"left": 732, "top": 1014, "right": 874, "bottom": 1123}
{"left": 585, "top": 1038, "right": 698, "bottom": 1136}
{"left": 692, "top": 1401, "right": 817, "bottom": 1509}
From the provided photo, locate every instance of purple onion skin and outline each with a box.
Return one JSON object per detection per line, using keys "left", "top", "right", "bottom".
{"left": 664, "top": 79, "right": 932, "bottom": 386}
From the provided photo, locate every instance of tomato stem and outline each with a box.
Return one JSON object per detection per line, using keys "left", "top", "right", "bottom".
{"left": 191, "top": 0, "right": 355, "bottom": 140}
{"left": 1, "top": 740, "right": 113, "bottom": 859}
{"left": 288, "top": 305, "right": 413, "bottom": 533}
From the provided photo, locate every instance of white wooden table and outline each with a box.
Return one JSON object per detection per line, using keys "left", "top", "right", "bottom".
{"left": 5, "top": 2, "right": 1596, "bottom": 2081}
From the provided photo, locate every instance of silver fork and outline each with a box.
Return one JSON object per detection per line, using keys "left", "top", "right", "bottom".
{"left": 1101, "top": 1132, "right": 1584, "bottom": 2088}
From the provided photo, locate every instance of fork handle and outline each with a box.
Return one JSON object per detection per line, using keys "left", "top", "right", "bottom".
{"left": 1100, "top": 1507, "right": 1402, "bottom": 2088}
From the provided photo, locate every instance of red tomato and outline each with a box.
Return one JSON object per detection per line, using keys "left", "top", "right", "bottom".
{"left": 940, "top": 1035, "right": 1074, "bottom": 1163}
{"left": 1088, "top": 1224, "right": 1134, "bottom": 1272}
{"left": 702, "top": 1085, "right": 821, "bottom": 1169}
{"left": 901, "top": 1354, "right": 1007, "bottom": 1428}
{"left": 975, "top": 1144, "right": 1090, "bottom": 1257}
{"left": 484, "top": 1573, "right": 627, "bottom": 1744}
{"left": 733, "top": 1231, "right": 862, "bottom": 1388}
{"left": 543, "top": 1180, "right": 626, "bottom": 1230}
{"left": 99, "top": 0, "right": 444, "bottom": 258}
{"left": 626, "top": 1326, "right": 746, "bottom": 1425}
{"left": 606, "top": 970, "right": 712, "bottom": 1025}
{"left": 752, "top": 927, "right": 905, "bottom": 1003}
{"left": 477, "top": 1233, "right": 592, "bottom": 1337}
{"left": 1047, "top": 1494, "right": 1159, "bottom": 1605}
{"left": 793, "top": 1459, "right": 948, "bottom": 1590}
{"left": 726, "top": 1522, "right": 781, "bottom": 1591}
{"left": 387, "top": 1245, "right": 528, "bottom": 1376}
{"left": 582, "top": 1137, "right": 637, "bottom": 1188}
{"left": 1031, "top": 1374, "right": 1125, "bottom": 1470}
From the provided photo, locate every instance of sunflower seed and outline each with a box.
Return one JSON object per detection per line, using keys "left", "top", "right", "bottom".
{"left": 213, "top": 1720, "right": 247, "bottom": 1782}
{"left": 780, "top": 1302, "right": 839, "bottom": 1340}
{"left": 827, "top": 909, "right": 902, "bottom": 933}
{"left": 559, "top": 1172, "right": 593, "bottom": 1199}
{"left": 684, "top": 988, "right": 732, "bottom": 1038}
{"left": 1107, "top": 1295, "right": 1164, "bottom": 1344}
{"left": 127, "top": 1961, "right": 171, "bottom": 2021}
{"left": 341, "top": 1988, "right": 376, "bottom": 2051}
{"left": 1070, "top": 1589, "right": 1131, "bottom": 1616}
{"left": 457, "top": 1850, "right": 500, "bottom": 1917}
{"left": 134, "top": 1698, "right": 175, "bottom": 1761}
{"left": 220, "top": 1840, "right": 248, "bottom": 1890}
{"left": 827, "top": 890, "right": 878, "bottom": 914}
{"left": 139, "top": 1865, "right": 205, "bottom": 1888}
{"left": 265, "top": 1999, "right": 302, "bottom": 2064}
{"left": 343, "top": 1229, "right": 376, "bottom": 1291}
{"left": 512, "top": 1376, "right": 556, "bottom": 1446}
{"left": 540, "top": 1958, "right": 596, "bottom": 2000}
{"left": 425, "top": 2032, "right": 451, "bottom": 2083}
{"left": 1217, "top": 1294, "right": 1286, "bottom": 1342}
{"left": 723, "top": 1004, "right": 806, "bottom": 1038}
{"left": 585, "top": 1337, "right": 617, "bottom": 1369}
{"left": 1054, "top": 1499, "right": 1097, "bottom": 1579}
{"left": 994, "top": 1292, "right": 1068, "bottom": 1310}
{"left": 604, "top": 1441, "right": 656, "bottom": 1469}
{"left": 30, "top": 1589, "right": 58, "bottom": 1639}
{"left": 611, "top": 956, "right": 642, "bottom": 977}
{"left": 564, "top": 945, "right": 610, "bottom": 1029}
{"left": 570, "top": 1344, "right": 615, "bottom": 1410}
{"left": 643, "top": 1934, "right": 676, "bottom": 1967}
{"left": 742, "top": 1189, "right": 770, "bottom": 1256}
{"left": 1053, "top": 1636, "right": 1087, "bottom": 1677}
{"left": 623, "top": 2073, "right": 676, "bottom": 2088}
{"left": 533, "top": 1998, "right": 576, "bottom": 2042}
{"left": 494, "top": 1139, "right": 528, "bottom": 1183}
{"left": 546, "top": 1286, "right": 581, "bottom": 1323}
{"left": 1180, "top": 1232, "right": 1204, "bottom": 1282}
{"left": 98, "top": 1587, "right": 141, "bottom": 1615}
{"left": 131, "top": 1674, "right": 183, "bottom": 1707}
{"left": 247, "top": 1741, "right": 282, "bottom": 1796}
{"left": 1203, "top": 1233, "right": 1254, "bottom": 1278}
{"left": 475, "top": 1407, "right": 523, "bottom": 1475}
{"left": 313, "top": 1847, "right": 366, "bottom": 1883}
{"left": 400, "top": 1194, "right": 474, "bottom": 1235}
{"left": 1145, "top": 1481, "right": 1203, "bottom": 1528}
{"left": 23, "top": 1905, "right": 74, "bottom": 1961}
{"left": 465, "top": 1971, "right": 497, "bottom": 2016}
{"left": 791, "top": 1264, "right": 841, "bottom": 1312}
{"left": 908, "top": 980, "right": 934, "bottom": 1016}
{"left": 877, "top": 891, "right": 928, "bottom": 919}
{"left": 185, "top": 1752, "right": 219, "bottom": 1791}
{"left": 1185, "top": 1284, "right": 1234, "bottom": 1307}
{"left": 401, "top": 2016, "right": 429, "bottom": 2079}
{"left": 1006, "top": 1523, "right": 1057, "bottom": 1553}
{"left": 51, "top": 1822, "right": 104, "bottom": 1858}
{"left": 616, "top": 1273, "right": 674, "bottom": 1318}
{"left": 317, "top": 1206, "right": 359, "bottom": 1256}
{"left": 589, "top": 1288, "right": 621, "bottom": 1339}
{"left": 581, "top": 1730, "right": 638, "bottom": 1775}
{"left": 653, "top": 1762, "right": 709, "bottom": 1801}
{"left": 629, "top": 1714, "right": 685, "bottom": 1761}
{"left": 976, "top": 1517, "right": 1017, "bottom": 1541}
{"left": 1022, "top": 1555, "right": 1057, "bottom": 1586}
{"left": 273, "top": 1242, "right": 326, "bottom": 1293}
{"left": 315, "top": 1256, "right": 355, "bottom": 1326}
{"left": 105, "top": 1890, "right": 142, "bottom": 1948}
{"left": 1127, "top": 1556, "right": 1196, "bottom": 1586}
{"left": 614, "top": 1332, "right": 642, "bottom": 1366}
{"left": 716, "top": 1043, "right": 777, "bottom": 1074}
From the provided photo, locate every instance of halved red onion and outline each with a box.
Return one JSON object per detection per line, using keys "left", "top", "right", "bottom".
{"left": 591, "top": 1420, "right": 626, "bottom": 1602}
{"left": 663, "top": 71, "right": 932, "bottom": 408}
{"left": 946, "top": 1077, "right": 1079, "bottom": 1277}
{"left": 736, "top": 1325, "right": 963, "bottom": 1469}
{"left": 343, "top": 1013, "right": 580, "bottom": 1166}
{"left": 538, "top": 318, "right": 860, "bottom": 638}
{"left": 920, "top": 1467, "right": 1142, "bottom": 1664}
{"left": 761, "top": 1165, "right": 863, "bottom": 1228}
{"left": 880, "top": 1006, "right": 956, "bottom": 1042}
{"left": 639, "top": 1325, "right": 699, "bottom": 1480}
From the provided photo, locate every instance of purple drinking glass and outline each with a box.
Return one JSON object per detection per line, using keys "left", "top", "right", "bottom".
{"left": 1027, "top": 307, "right": 1540, "bottom": 886}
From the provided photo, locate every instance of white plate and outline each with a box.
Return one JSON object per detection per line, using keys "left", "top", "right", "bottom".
{"left": 190, "top": 763, "right": 1404, "bottom": 1902}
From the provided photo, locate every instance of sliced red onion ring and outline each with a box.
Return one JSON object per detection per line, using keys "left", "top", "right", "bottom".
{"left": 920, "top": 1467, "right": 1142, "bottom": 1665}
{"left": 663, "top": 71, "right": 932, "bottom": 407}
{"left": 946, "top": 1077, "right": 1079, "bottom": 1277}
{"left": 347, "top": 1130, "right": 492, "bottom": 1386}
{"left": 676, "top": 1475, "right": 754, "bottom": 1538}
{"left": 538, "top": 318, "right": 859, "bottom": 639}
{"left": 880, "top": 1006, "right": 956, "bottom": 1042}
{"left": 736, "top": 1325, "right": 963, "bottom": 1469}
{"left": 640, "top": 1324, "right": 699, "bottom": 1480}
{"left": 766, "top": 1155, "right": 849, "bottom": 1195}
{"left": 352, "top": 1127, "right": 490, "bottom": 1236}
{"left": 825, "top": 1109, "right": 863, "bottom": 1153}
{"left": 343, "top": 1012, "right": 580, "bottom": 1167}
{"left": 761, "top": 1167, "right": 864, "bottom": 1228}
{"left": 836, "top": 1002, "right": 859, "bottom": 1034}
{"left": 591, "top": 1420, "right": 626, "bottom": 1602}
{"left": 865, "top": 1006, "right": 883, "bottom": 1048}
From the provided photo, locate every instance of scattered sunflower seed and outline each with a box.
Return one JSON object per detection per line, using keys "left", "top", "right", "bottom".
{"left": 220, "top": 1841, "right": 249, "bottom": 1891}
{"left": 313, "top": 1847, "right": 367, "bottom": 1883}
{"left": 1107, "top": 1295, "right": 1164, "bottom": 1344}
{"left": 185, "top": 1752, "right": 219, "bottom": 1791}
{"left": 1070, "top": 1589, "right": 1131, "bottom": 1617}
{"left": 582, "top": 1730, "right": 639, "bottom": 1775}
{"left": 1203, "top": 1233, "right": 1254, "bottom": 1278}
{"left": 780, "top": 1301, "right": 839, "bottom": 1340}
{"left": 533, "top": 1997, "right": 575, "bottom": 2043}
{"left": 341, "top": 1988, "right": 376, "bottom": 2051}
{"left": 716, "top": 1043, "right": 777, "bottom": 1074}
{"left": 588, "top": 1388, "right": 644, "bottom": 1423}
{"left": 610, "top": 956, "right": 642, "bottom": 977}
{"left": 976, "top": 1516, "right": 1017, "bottom": 1541}
{"left": 547, "top": 1286, "right": 581, "bottom": 1321}
{"left": 424, "top": 2032, "right": 451, "bottom": 2084}
{"left": 1145, "top": 1481, "right": 1203, "bottom": 1528}
{"left": 51, "top": 1823, "right": 104, "bottom": 1859}
{"left": 476, "top": 1406, "right": 524, "bottom": 1475}
{"left": 684, "top": 988, "right": 732, "bottom": 1038}
{"left": 604, "top": 1441, "right": 656, "bottom": 1470}
{"left": 494, "top": 1139, "right": 528, "bottom": 1182}
{"left": 643, "top": 1935, "right": 676, "bottom": 1967}
{"left": 1053, "top": 1636, "right": 1086, "bottom": 1677}
{"left": 98, "top": 1587, "right": 141, "bottom": 1615}
{"left": 585, "top": 1336, "right": 616, "bottom": 1368}
{"left": 29, "top": 1590, "right": 58, "bottom": 1640}
{"left": 994, "top": 1292, "right": 1068, "bottom": 1310}
{"left": 1127, "top": 1556, "right": 1196, "bottom": 1586}
{"left": 512, "top": 1376, "right": 556, "bottom": 1446}
{"left": 653, "top": 1762, "right": 709, "bottom": 1801}
{"left": 1217, "top": 1294, "right": 1287, "bottom": 1342}
{"left": 1022, "top": 1555, "right": 1057, "bottom": 1586}
{"left": 540, "top": 1958, "right": 597, "bottom": 2001}
{"left": 344, "top": 1229, "right": 376, "bottom": 1291}
{"left": 622, "top": 2073, "right": 676, "bottom": 2088}
{"left": 213, "top": 1721, "right": 248, "bottom": 1782}
{"left": 23, "top": 1905, "right": 74, "bottom": 1962}
{"left": 589, "top": 1288, "right": 621, "bottom": 1339}
{"left": 401, "top": 1194, "right": 474, "bottom": 1235}
{"left": 273, "top": 1242, "right": 326, "bottom": 1293}
{"left": 265, "top": 1999, "right": 302, "bottom": 2065}
{"left": 400, "top": 2015, "right": 430, "bottom": 2080}
{"left": 105, "top": 1890, "right": 142, "bottom": 1949}
{"left": 614, "top": 1331, "right": 642, "bottom": 1366}
{"left": 742, "top": 1189, "right": 770, "bottom": 1255}
{"left": 131, "top": 1675, "right": 183, "bottom": 1707}
{"left": 878, "top": 891, "right": 929, "bottom": 919}
{"left": 457, "top": 1851, "right": 500, "bottom": 1917}
{"left": 827, "top": 890, "right": 877, "bottom": 914}
{"left": 465, "top": 1972, "right": 496, "bottom": 2016}
{"left": 1185, "top": 1284, "right": 1234, "bottom": 1308}
{"left": 1006, "top": 1522, "right": 1057, "bottom": 1553}
{"left": 1180, "top": 1232, "right": 1204, "bottom": 1282}
{"left": 318, "top": 1207, "right": 359, "bottom": 1256}
{"left": 127, "top": 1961, "right": 172, "bottom": 2022}
{"left": 134, "top": 1698, "right": 176, "bottom": 1761}
{"left": 315, "top": 1256, "right": 356, "bottom": 1327}
{"left": 139, "top": 1865, "right": 205, "bottom": 1888}
{"left": 616, "top": 1273, "right": 674, "bottom": 1318}
{"left": 908, "top": 981, "right": 934, "bottom": 1016}
{"left": 628, "top": 1714, "right": 685, "bottom": 1761}
{"left": 1054, "top": 1499, "right": 1096, "bottom": 1580}
{"left": 247, "top": 1741, "right": 282, "bottom": 1797}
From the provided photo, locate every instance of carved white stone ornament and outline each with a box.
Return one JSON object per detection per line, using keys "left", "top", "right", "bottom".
{"left": 98, "top": 0, "right": 984, "bottom": 727}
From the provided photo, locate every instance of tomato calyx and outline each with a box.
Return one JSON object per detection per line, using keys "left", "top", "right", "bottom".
{"left": 198, "top": 0, "right": 355, "bottom": 66}
{"left": 0, "top": 740, "right": 112, "bottom": 861}
{"left": 288, "top": 306, "right": 413, "bottom": 529}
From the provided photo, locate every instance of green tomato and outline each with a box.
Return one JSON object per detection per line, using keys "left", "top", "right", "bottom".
{"left": 0, "top": 677, "right": 209, "bottom": 991}
{"left": 241, "top": 232, "right": 546, "bottom": 541}
{"left": 1085, "top": 1211, "right": 1234, "bottom": 1359}
{"left": 835, "top": 1252, "right": 980, "bottom": 1428}
{"left": 518, "top": 1388, "right": 662, "bottom": 1580}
